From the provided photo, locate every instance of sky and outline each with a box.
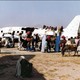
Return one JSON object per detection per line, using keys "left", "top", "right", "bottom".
{"left": 0, "top": 1, "right": 80, "bottom": 28}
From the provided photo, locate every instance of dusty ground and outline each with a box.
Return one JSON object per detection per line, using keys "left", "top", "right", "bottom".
{"left": 0, "top": 48, "right": 80, "bottom": 80}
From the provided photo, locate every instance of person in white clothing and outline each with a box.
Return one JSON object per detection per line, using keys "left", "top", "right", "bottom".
{"left": 41, "top": 32, "right": 47, "bottom": 53}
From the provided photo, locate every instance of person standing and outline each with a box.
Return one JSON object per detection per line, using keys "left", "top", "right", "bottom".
{"left": 60, "top": 36, "right": 66, "bottom": 56}
{"left": 12, "top": 31, "right": 15, "bottom": 47}
{"left": 41, "top": 31, "right": 47, "bottom": 53}
{"left": 46, "top": 35, "right": 51, "bottom": 52}
{"left": 18, "top": 33, "right": 23, "bottom": 50}
{"left": 55, "top": 32, "right": 60, "bottom": 52}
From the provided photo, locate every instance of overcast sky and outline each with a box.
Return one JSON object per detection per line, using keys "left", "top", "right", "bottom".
{"left": 0, "top": 1, "right": 80, "bottom": 28}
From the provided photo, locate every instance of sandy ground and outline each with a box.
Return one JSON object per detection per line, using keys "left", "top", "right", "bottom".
{"left": 0, "top": 48, "right": 80, "bottom": 80}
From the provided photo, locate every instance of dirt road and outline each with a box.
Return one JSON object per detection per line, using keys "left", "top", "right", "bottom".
{"left": 0, "top": 48, "right": 80, "bottom": 80}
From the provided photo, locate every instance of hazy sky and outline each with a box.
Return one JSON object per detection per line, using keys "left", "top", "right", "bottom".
{"left": 0, "top": 1, "right": 80, "bottom": 28}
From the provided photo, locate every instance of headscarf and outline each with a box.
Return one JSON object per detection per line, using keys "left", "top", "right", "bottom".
{"left": 61, "top": 36, "right": 66, "bottom": 40}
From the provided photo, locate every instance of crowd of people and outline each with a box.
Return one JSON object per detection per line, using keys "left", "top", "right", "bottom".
{"left": 0, "top": 26, "right": 80, "bottom": 79}
{"left": 17, "top": 25, "right": 63, "bottom": 52}
{"left": 17, "top": 25, "right": 80, "bottom": 56}
{"left": 0, "top": 25, "right": 80, "bottom": 56}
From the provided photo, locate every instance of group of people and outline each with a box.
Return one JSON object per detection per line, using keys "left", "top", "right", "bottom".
{"left": 0, "top": 31, "right": 15, "bottom": 48}
{"left": 0, "top": 25, "right": 80, "bottom": 55}
{"left": 60, "top": 36, "right": 80, "bottom": 56}
{"left": 17, "top": 27, "right": 80, "bottom": 56}
{"left": 17, "top": 26, "right": 63, "bottom": 53}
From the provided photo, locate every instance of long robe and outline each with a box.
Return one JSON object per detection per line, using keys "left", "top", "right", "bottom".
{"left": 41, "top": 34, "right": 46, "bottom": 52}
{"left": 55, "top": 33, "right": 60, "bottom": 52}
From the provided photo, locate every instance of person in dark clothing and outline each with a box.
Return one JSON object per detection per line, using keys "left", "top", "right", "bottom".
{"left": 16, "top": 56, "right": 33, "bottom": 78}
{"left": 26, "top": 33, "right": 32, "bottom": 51}
{"left": 60, "top": 36, "right": 66, "bottom": 56}
{"left": 35, "top": 34, "right": 40, "bottom": 48}
{"left": 12, "top": 31, "right": 15, "bottom": 47}
{"left": 20, "top": 59, "right": 32, "bottom": 78}
{"left": 6, "top": 37, "right": 13, "bottom": 48}
{"left": 46, "top": 35, "right": 51, "bottom": 52}
{"left": 31, "top": 34, "right": 36, "bottom": 51}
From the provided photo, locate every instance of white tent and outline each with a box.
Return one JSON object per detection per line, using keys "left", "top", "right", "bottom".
{"left": 62, "top": 15, "right": 80, "bottom": 38}
{"left": 32, "top": 28, "right": 55, "bottom": 36}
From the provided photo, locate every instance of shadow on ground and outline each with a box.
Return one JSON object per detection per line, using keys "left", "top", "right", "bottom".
{"left": 0, "top": 55, "right": 46, "bottom": 80}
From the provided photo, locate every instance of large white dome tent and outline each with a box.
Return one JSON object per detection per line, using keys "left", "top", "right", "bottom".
{"left": 62, "top": 15, "right": 80, "bottom": 38}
